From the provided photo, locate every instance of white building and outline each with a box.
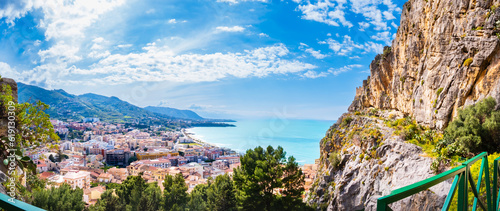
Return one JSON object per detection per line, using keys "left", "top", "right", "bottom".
{"left": 63, "top": 170, "right": 91, "bottom": 189}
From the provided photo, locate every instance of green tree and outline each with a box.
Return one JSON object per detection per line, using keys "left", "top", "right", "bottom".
{"left": 438, "top": 97, "right": 500, "bottom": 157}
{"left": 57, "top": 149, "right": 65, "bottom": 162}
{"left": 116, "top": 175, "right": 146, "bottom": 210}
{"left": 163, "top": 173, "right": 188, "bottom": 211}
{"left": 233, "top": 145, "right": 309, "bottom": 211}
{"left": 128, "top": 155, "right": 137, "bottom": 164}
{"left": 187, "top": 184, "right": 208, "bottom": 211}
{"left": 207, "top": 174, "right": 236, "bottom": 211}
{"left": 49, "top": 154, "right": 56, "bottom": 163}
{"left": 32, "top": 183, "right": 85, "bottom": 211}
{"left": 138, "top": 182, "right": 163, "bottom": 211}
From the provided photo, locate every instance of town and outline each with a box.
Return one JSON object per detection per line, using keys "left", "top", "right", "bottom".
{"left": 27, "top": 118, "right": 318, "bottom": 205}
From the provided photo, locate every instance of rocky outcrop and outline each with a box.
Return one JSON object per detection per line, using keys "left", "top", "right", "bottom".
{"left": 310, "top": 0, "right": 500, "bottom": 210}
{"left": 308, "top": 111, "right": 451, "bottom": 210}
{"left": 350, "top": 0, "right": 500, "bottom": 129}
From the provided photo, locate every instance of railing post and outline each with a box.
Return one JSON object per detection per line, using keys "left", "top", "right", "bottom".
{"left": 483, "top": 156, "right": 493, "bottom": 211}
{"left": 377, "top": 200, "right": 388, "bottom": 211}
{"left": 495, "top": 158, "right": 500, "bottom": 211}
{"left": 457, "top": 169, "right": 468, "bottom": 211}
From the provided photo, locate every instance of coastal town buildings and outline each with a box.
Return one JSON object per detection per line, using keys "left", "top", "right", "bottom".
{"left": 26, "top": 119, "right": 268, "bottom": 206}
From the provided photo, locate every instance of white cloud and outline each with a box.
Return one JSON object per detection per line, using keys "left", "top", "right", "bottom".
{"left": 117, "top": 44, "right": 132, "bottom": 48}
{"left": 328, "top": 64, "right": 363, "bottom": 76}
{"left": 383, "top": 10, "right": 395, "bottom": 20}
{"left": 297, "top": 1, "right": 352, "bottom": 27}
{"left": 88, "top": 50, "right": 111, "bottom": 59}
{"left": 349, "top": 56, "right": 360, "bottom": 59}
{"left": 320, "top": 35, "right": 383, "bottom": 56}
{"left": 371, "top": 31, "right": 392, "bottom": 45}
{"left": 216, "top": 26, "right": 245, "bottom": 32}
{"left": 363, "top": 41, "right": 384, "bottom": 54}
{"left": 258, "top": 33, "right": 269, "bottom": 37}
{"left": 168, "top": 19, "right": 178, "bottom": 24}
{"left": 391, "top": 21, "right": 398, "bottom": 29}
{"left": 328, "top": 7, "right": 353, "bottom": 28}
{"left": 217, "top": 0, "right": 267, "bottom": 3}
{"left": 48, "top": 43, "right": 317, "bottom": 84}
{"left": 39, "top": 0, "right": 125, "bottom": 41}
{"left": 0, "top": 62, "right": 19, "bottom": 79}
{"left": 302, "top": 64, "right": 364, "bottom": 78}
{"left": 0, "top": 0, "right": 43, "bottom": 26}
{"left": 299, "top": 43, "right": 328, "bottom": 59}
{"left": 33, "top": 40, "right": 42, "bottom": 46}
{"left": 349, "top": 0, "right": 400, "bottom": 31}
{"left": 34, "top": 0, "right": 124, "bottom": 71}
{"left": 38, "top": 42, "right": 82, "bottom": 63}
{"left": 302, "top": 70, "right": 328, "bottom": 79}
{"left": 322, "top": 35, "right": 360, "bottom": 56}
{"left": 293, "top": 0, "right": 400, "bottom": 30}
{"left": 358, "top": 21, "right": 370, "bottom": 31}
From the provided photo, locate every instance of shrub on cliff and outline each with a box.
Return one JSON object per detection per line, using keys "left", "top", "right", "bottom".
{"left": 438, "top": 97, "right": 500, "bottom": 157}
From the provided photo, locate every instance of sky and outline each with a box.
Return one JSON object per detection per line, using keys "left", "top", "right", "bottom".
{"left": 0, "top": 0, "right": 405, "bottom": 120}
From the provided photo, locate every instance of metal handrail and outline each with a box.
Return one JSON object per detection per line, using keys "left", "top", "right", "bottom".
{"left": 377, "top": 152, "right": 498, "bottom": 211}
{"left": 0, "top": 192, "right": 45, "bottom": 211}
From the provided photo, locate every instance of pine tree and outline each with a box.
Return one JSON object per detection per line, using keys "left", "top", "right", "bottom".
{"left": 207, "top": 174, "right": 236, "bottom": 211}
{"left": 233, "top": 145, "right": 310, "bottom": 211}
{"left": 163, "top": 173, "right": 188, "bottom": 210}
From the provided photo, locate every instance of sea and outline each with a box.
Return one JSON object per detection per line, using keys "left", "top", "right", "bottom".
{"left": 186, "top": 118, "right": 335, "bottom": 165}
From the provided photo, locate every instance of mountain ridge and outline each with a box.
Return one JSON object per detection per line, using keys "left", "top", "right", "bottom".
{"left": 17, "top": 83, "right": 209, "bottom": 123}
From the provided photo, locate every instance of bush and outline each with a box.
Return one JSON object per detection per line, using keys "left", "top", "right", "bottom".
{"left": 437, "top": 97, "right": 500, "bottom": 157}
{"left": 463, "top": 58, "right": 473, "bottom": 67}
{"left": 436, "top": 88, "right": 443, "bottom": 97}
{"left": 342, "top": 116, "right": 353, "bottom": 126}
{"left": 328, "top": 152, "right": 341, "bottom": 169}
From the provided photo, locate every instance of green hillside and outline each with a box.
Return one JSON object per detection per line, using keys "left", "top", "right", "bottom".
{"left": 18, "top": 83, "right": 190, "bottom": 122}
{"left": 145, "top": 106, "right": 204, "bottom": 120}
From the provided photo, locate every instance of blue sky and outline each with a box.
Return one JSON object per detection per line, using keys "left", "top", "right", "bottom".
{"left": 0, "top": 0, "right": 404, "bottom": 120}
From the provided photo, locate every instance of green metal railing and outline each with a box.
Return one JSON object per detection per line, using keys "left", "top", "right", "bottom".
{"left": 377, "top": 152, "right": 500, "bottom": 211}
{"left": 0, "top": 192, "right": 45, "bottom": 211}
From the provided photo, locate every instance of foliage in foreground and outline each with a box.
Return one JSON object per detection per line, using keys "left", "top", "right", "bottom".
{"left": 0, "top": 75, "right": 59, "bottom": 201}
{"left": 436, "top": 97, "right": 500, "bottom": 158}
{"left": 32, "top": 183, "right": 85, "bottom": 211}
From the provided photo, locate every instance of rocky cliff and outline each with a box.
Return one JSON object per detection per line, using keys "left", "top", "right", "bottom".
{"left": 350, "top": 0, "right": 500, "bottom": 129}
{"left": 309, "top": 0, "right": 500, "bottom": 210}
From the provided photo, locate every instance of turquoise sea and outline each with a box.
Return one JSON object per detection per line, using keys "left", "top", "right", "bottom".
{"left": 186, "top": 119, "right": 335, "bottom": 164}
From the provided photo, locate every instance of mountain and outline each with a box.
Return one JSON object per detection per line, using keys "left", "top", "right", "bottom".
{"left": 17, "top": 83, "right": 205, "bottom": 122}
{"left": 144, "top": 106, "right": 204, "bottom": 120}
{"left": 308, "top": 0, "right": 500, "bottom": 210}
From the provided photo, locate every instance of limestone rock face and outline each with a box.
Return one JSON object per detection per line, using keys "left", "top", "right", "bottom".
{"left": 307, "top": 112, "right": 450, "bottom": 210}
{"left": 349, "top": 0, "right": 500, "bottom": 129}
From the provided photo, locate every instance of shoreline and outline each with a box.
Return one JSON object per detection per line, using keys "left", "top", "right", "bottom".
{"left": 182, "top": 128, "right": 219, "bottom": 148}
